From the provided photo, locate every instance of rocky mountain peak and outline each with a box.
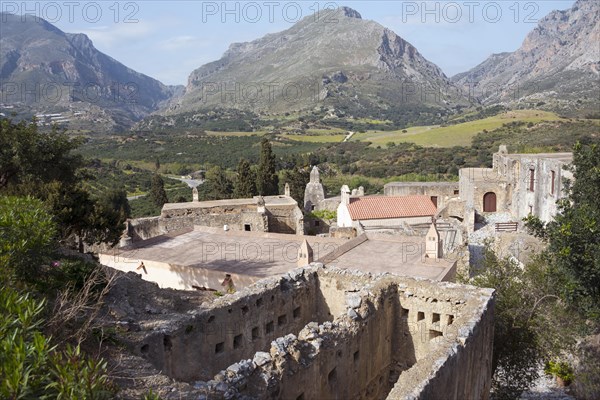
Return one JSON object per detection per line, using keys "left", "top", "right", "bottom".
{"left": 452, "top": 0, "right": 599, "bottom": 115}
{"left": 337, "top": 6, "right": 362, "bottom": 19}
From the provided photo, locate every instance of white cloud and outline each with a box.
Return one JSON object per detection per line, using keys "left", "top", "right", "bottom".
{"left": 157, "top": 35, "right": 211, "bottom": 51}
{"left": 79, "top": 21, "right": 156, "bottom": 50}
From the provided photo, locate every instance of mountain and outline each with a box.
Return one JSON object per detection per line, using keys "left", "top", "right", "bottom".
{"left": 0, "top": 13, "right": 181, "bottom": 129}
{"left": 452, "top": 0, "right": 600, "bottom": 115}
{"left": 162, "top": 7, "right": 470, "bottom": 123}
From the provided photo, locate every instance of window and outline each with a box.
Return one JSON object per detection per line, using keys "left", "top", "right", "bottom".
{"left": 432, "top": 313, "right": 440, "bottom": 323}
{"left": 215, "top": 342, "right": 225, "bottom": 353}
{"left": 265, "top": 321, "right": 274, "bottom": 334}
{"left": 417, "top": 311, "right": 425, "bottom": 321}
{"left": 551, "top": 170, "right": 556, "bottom": 195}
{"left": 314, "top": 220, "right": 320, "bottom": 227}
{"left": 429, "top": 330, "right": 443, "bottom": 340}
{"left": 353, "top": 351, "right": 360, "bottom": 362}
{"left": 328, "top": 368, "right": 337, "bottom": 385}
{"left": 233, "top": 334, "right": 243, "bottom": 349}
{"left": 278, "top": 314, "right": 287, "bottom": 326}
{"left": 453, "top": 189, "right": 459, "bottom": 195}
{"left": 244, "top": 224, "right": 251, "bottom": 231}
{"left": 252, "top": 327, "right": 259, "bottom": 340}
{"left": 529, "top": 168, "right": 535, "bottom": 191}
{"left": 293, "top": 306, "right": 301, "bottom": 319}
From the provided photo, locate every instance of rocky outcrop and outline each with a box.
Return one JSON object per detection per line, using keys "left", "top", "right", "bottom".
{"left": 452, "top": 0, "right": 600, "bottom": 115}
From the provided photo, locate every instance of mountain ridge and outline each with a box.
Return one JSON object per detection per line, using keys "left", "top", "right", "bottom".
{"left": 161, "top": 6, "right": 469, "bottom": 121}
{"left": 452, "top": 0, "right": 599, "bottom": 115}
{"left": 0, "top": 12, "right": 182, "bottom": 129}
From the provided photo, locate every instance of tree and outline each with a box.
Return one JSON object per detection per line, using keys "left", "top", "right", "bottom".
{"left": 205, "top": 166, "right": 233, "bottom": 200}
{"left": 0, "top": 196, "right": 56, "bottom": 284}
{"left": 86, "top": 189, "right": 131, "bottom": 247}
{"left": 0, "top": 119, "right": 82, "bottom": 191}
{"left": 468, "top": 244, "right": 580, "bottom": 399}
{"left": 525, "top": 142, "right": 600, "bottom": 319}
{"left": 256, "top": 138, "right": 279, "bottom": 195}
{"left": 233, "top": 158, "right": 256, "bottom": 198}
{"left": 280, "top": 167, "right": 310, "bottom": 205}
{"left": 150, "top": 174, "right": 168, "bottom": 208}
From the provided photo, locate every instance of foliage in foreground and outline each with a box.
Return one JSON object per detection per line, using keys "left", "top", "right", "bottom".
{"left": 0, "top": 285, "right": 115, "bottom": 399}
{"left": 525, "top": 142, "right": 600, "bottom": 320}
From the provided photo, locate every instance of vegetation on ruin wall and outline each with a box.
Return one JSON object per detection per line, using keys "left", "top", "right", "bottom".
{"left": 466, "top": 142, "right": 600, "bottom": 399}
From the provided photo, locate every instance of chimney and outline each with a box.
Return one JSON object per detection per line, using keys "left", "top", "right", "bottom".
{"left": 310, "top": 166, "right": 320, "bottom": 183}
{"left": 284, "top": 182, "right": 291, "bottom": 197}
{"left": 192, "top": 186, "right": 199, "bottom": 202}
{"left": 297, "top": 239, "right": 314, "bottom": 267}
{"left": 256, "top": 196, "right": 266, "bottom": 213}
{"left": 341, "top": 185, "right": 351, "bottom": 205}
{"left": 425, "top": 219, "right": 443, "bottom": 259}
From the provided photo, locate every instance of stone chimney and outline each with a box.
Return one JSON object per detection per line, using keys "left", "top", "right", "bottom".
{"left": 425, "top": 219, "right": 443, "bottom": 259}
{"left": 310, "top": 166, "right": 320, "bottom": 183}
{"left": 297, "top": 239, "right": 314, "bottom": 267}
{"left": 341, "top": 185, "right": 351, "bottom": 205}
{"left": 284, "top": 182, "right": 291, "bottom": 197}
{"left": 357, "top": 186, "right": 364, "bottom": 196}
{"left": 192, "top": 186, "right": 199, "bottom": 202}
{"left": 257, "top": 196, "right": 266, "bottom": 213}
{"left": 498, "top": 145, "right": 508, "bottom": 155}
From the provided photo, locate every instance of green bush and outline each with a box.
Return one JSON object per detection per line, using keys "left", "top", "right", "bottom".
{"left": 0, "top": 196, "right": 55, "bottom": 284}
{"left": 544, "top": 361, "right": 574, "bottom": 385}
{"left": 0, "top": 285, "right": 115, "bottom": 399}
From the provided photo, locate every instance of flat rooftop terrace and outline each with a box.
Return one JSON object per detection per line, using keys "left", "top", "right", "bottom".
{"left": 99, "top": 227, "right": 456, "bottom": 291}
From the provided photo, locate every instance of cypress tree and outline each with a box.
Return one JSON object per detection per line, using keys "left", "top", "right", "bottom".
{"left": 256, "top": 138, "right": 279, "bottom": 195}
{"left": 234, "top": 158, "right": 256, "bottom": 198}
{"left": 205, "top": 166, "right": 233, "bottom": 200}
{"left": 150, "top": 174, "right": 168, "bottom": 207}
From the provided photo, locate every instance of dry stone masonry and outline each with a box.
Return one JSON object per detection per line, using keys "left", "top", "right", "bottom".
{"left": 133, "top": 264, "right": 494, "bottom": 399}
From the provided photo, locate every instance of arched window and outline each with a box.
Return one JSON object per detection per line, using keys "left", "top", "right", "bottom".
{"left": 483, "top": 192, "right": 497, "bottom": 212}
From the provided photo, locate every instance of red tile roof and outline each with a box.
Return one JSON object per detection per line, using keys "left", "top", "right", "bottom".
{"left": 347, "top": 195, "right": 436, "bottom": 220}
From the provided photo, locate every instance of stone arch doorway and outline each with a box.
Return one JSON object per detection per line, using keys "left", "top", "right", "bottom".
{"left": 483, "top": 192, "right": 497, "bottom": 212}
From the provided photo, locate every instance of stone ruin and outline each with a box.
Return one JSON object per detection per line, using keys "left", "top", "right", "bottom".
{"left": 131, "top": 264, "right": 495, "bottom": 399}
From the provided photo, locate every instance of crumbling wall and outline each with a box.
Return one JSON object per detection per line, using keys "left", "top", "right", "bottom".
{"left": 131, "top": 266, "right": 495, "bottom": 400}
{"left": 266, "top": 205, "right": 304, "bottom": 235}
{"left": 136, "top": 270, "right": 330, "bottom": 382}
{"left": 384, "top": 182, "right": 459, "bottom": 210}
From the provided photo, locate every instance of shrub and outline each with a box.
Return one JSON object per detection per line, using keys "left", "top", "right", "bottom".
{"left": 0, "top": 196, "right": 55, "bottom": 284}
{"left": 0, "top": 285, "right": 115, "bottom": 399}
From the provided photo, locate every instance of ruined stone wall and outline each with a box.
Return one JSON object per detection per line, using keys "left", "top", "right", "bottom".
{"left": 130, "top": 266, "right": 494, "bottom": 400}
{"left": 384, "top": 182, "right": 459, "bottom": 210}
{"left": 500, "top": 155, "right": 572, "bottom": 222}
{"left": 136, "top": 270, "right": 328, "bottom": 382}
{"left": 128, "top": 217, "right": 163, "bottom": 241}
{"left": 266, "top": 205, "right": 304, "bottom": 235}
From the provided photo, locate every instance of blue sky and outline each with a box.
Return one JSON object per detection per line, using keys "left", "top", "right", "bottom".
{"left": 7, "top": 1, "right": 576, "bottom": 85}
